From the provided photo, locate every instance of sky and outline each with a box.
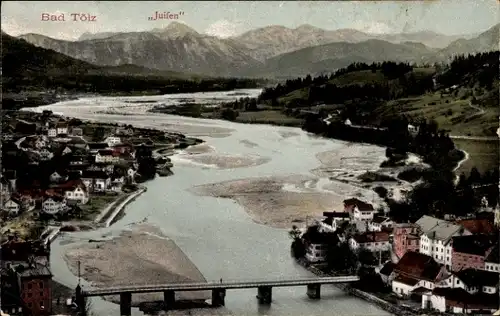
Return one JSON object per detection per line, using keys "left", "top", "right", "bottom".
{"left": 1, "top": 1, "right": 499, "bottom": 40}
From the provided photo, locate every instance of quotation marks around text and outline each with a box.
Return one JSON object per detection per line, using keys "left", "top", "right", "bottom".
{"left": 149, "top": 11, "right": 185, "bottom": 21}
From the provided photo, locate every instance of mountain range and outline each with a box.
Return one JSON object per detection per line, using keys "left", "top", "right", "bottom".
{"left": 11, "top": 22, "right": 500, "bottom": 78}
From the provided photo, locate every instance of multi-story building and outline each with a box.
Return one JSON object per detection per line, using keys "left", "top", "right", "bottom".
{"left": 451, "top": 235, "right": 495, "bottom": 272}
{"left": 349, "top": 231, "right": 391, "bottom": 252}
{"left": 343, "top": 198, "right": 376, "bottom": 221}
{"left": 391, "top": 251, "right": 448, "bottom": 297}
{"left": 393, "top": 223, "right": 420, "bottom": 260}
{"left": 417, "top": 216, "right": 471, "bottom": 269}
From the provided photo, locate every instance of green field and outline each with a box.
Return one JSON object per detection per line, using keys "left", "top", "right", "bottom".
{"left": 376, "top": 93, "right": 498, "bottom": 137}
{"left": 453, "top": 138, "right": 499, "bottom": 175}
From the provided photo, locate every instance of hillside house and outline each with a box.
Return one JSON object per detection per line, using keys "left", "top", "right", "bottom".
{"left": 451, "top": 235, "right": 495, "bottom": 272}
{"left": 343, "top": 198, "right": 376, "bottom": 221}
{"left": 391, "top": 252, "right": 448, "bottom": 297}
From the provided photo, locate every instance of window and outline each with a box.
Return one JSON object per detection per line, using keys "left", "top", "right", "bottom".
{"left": 28, "top": 293, "right": 32, "bottom": 298}
{"left": 40, "top": 291, "right": 43, "bottom": 297}
{"left": 28, "top": 284, "right": 32, "bottom": 290}
{"left": 39, "top": 282, "right": 43, "bottom": 289}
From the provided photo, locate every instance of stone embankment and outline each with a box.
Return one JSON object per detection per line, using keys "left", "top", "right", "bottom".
{"left": 103, "top": 186, "right": 147, "bottom": 227}
{"left": 296, "top": 258, "right": 420, "bottom": 316}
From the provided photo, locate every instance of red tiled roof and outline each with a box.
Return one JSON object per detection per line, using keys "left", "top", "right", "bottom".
{"left": 353, "top": 231, "right": 390, "bottom": 243}
{"left": 457, "top": 219, "right": 496, "bottom": 235}
{"left": 394, "top": 251, "right": 444, "bottom": 282}
{"left": 452, "top": 235, "right": 495, "bottom": 256}
{"left": 54, "top": 179, "right": 88, "bottom": 193}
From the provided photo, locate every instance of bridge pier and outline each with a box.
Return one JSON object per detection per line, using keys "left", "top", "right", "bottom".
{"left": 75, "top": 284, "right": 86, "bottom": 316}
{"left": 307, "top": 284, "right": 321, "bottom": 299}
{"left": 211, "top": 288, "right": 226, "bottom": 307}
{"left": 163, "top": 290, "right": 175, "bottom": 310}
{"left": 120, "top": 292, "right": 132, "bottom": 316}
{"left": 257, "top": 286, "right": 272, "bottom": 304}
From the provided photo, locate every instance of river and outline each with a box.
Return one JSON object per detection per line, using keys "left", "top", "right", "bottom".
{"left": 25, "top": 89, "right": 391, "bottom": 316}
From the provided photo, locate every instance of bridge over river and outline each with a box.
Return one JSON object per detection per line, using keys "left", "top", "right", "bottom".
{"left": 76, "top": 276, "right": 360, "bottom": 315}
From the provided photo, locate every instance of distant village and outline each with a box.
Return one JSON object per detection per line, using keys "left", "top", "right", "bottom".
{"left": 0, "top": 110, "right": 200, "bottom": 315}
{"left": 294, "top": 197, "right": 500, "bottom": 315}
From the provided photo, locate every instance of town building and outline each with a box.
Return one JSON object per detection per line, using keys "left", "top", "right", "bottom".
{"left": 104, "top": 136, "right": 122, "bottom": 147}
{"left": 451, "top": 235, "right": 495, "bottom": 272}
{"left": 95, "top": 149, "right": 119, "bottom": 164}
{"left": 349, "top": 231, "right": 391, "bottom": 252}
{"left": 56, "top": 180, "right": 90, "bottom": 205}
{"left": 317, "top": 212, "right": 350, "bottom": 233}
{"left": 302, "top": 225, "right": 338, "bottom": 263}
{"left": 41, "top": 195, "right": 67, "bottom": 215}
{"left": 393, "top": 223, "right": 420, "bottom": 260}
{"left": 418, "top": 216, "right": 471, "bottom": 269}
{"left": 55, "top": 122, "right": 68, "bottom": 136}
{"left": 485, "top": 245, "right": 500, "bottom": 273}
{"left": 456, "top": 218, "right": 497, "bottom": 235}
{"left": 423, "top": 269, "right": 500, "bottom": 313}
{"left": 343, "top": 198, "right": 376, "bottom": 221}
{"left": 3, "top": 198, "right": 21, "bottom": 216}
{"left": 368, "top": 216, "right": 393, "bottom": 232}
{"left": 81, "top": 170, "right": 111, "bottom": 193}
{"left": 391, "top": 252, "right": 448, "bottom": 297}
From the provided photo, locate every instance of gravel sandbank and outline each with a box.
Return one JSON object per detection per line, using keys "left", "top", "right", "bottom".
{"left": 182, "top": 154, "right": 271, "bottom": 169}
{"left": 183, "top": 144, "right": 216, "bottom": 155}
{"left": 189, "top": 175, "right": 349, "bottom": 228}
{"left": 63, "top": 224, "right": 209, "bottom": 306}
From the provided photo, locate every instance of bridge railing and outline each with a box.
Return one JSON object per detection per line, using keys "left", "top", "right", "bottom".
{"left": 81, "top": 276, "right": 360, "bottom": 296}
